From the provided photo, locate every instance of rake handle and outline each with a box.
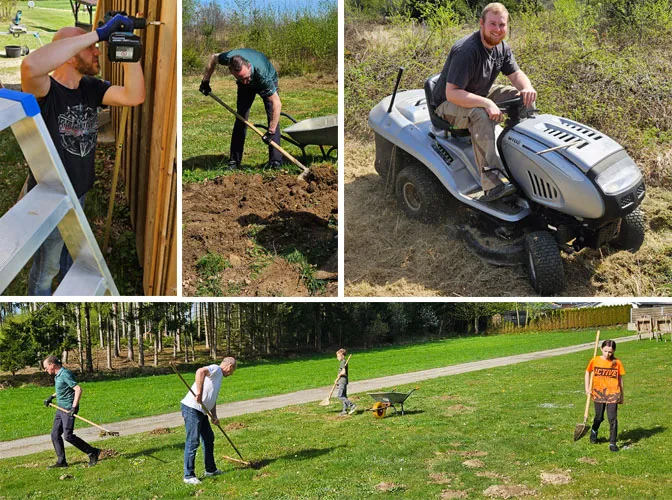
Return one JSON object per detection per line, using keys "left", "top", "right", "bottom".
{"left": 583, "top": 330, "right": 601, "bottom": 422}
{"left": 169, "top": 363, "right": 246, "bottom": 462}
{"left": 207, "top": 92, "right": 309, "bottom": 176}
{"left": 48, "top": 403, "right": 113, "bottom": 434}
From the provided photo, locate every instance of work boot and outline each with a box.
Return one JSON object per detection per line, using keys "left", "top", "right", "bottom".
{"left": 204, "top": 469, "right": 223, "bottom": 477}
{"left": 88, "top": 448, "right": 100, "bottom": 467}
{"left": 227, "top": 160, "right": 240, "bottom": 170}
{"left": 47, "top": 462, "right": 68, "bottom": 469}
{"left": 482, "top": 183, "right": 516, "bottom": 202}
{"left": 590, "top": 429, "right": 598, "bottom": 444}
{"left": 609, "top": 443, "right": 619, "bottom": 452}
{"left": 268, "top": 160, "right": 282, "bottom": 169}
{"left": 348, "top": 404, "right": 358, "bottom": 415}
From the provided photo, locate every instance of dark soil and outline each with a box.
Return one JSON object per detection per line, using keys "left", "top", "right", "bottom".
{"left": 182, "top": 165, "right": 338, "bottom": 296}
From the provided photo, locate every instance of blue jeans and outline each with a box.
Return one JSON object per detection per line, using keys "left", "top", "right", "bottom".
{"left": 181, "top": 403, "right": 216, "bottom": 478}
{"left": 27, "top": 195, "right": 86, "bottom": 295}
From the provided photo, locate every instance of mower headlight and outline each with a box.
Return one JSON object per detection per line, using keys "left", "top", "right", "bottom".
{"left": 595, "top": 157, "right": 642, "bottom": 195}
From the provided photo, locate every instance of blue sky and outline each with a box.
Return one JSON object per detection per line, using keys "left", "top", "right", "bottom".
{"left": 216, "top": 0, "right": 335, "bottom": 15}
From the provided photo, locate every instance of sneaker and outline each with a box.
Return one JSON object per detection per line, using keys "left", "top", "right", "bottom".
{"left": 204, "top": 469, "right": 224, "bottom": 477}
{"left": 339, "top": 411, "right": 347, "bottom": 416}
{"left": 348, "top": 404, "right": 357, "bottom": 415}
{"left": 482, "top": 183, "right": 516, "bottom": 202}
{"left": 227, "top": 160, "right": 240, "bottom": 170}
{"left": 183, "top": 477, "right": 201, "bottom": 485}
{"left": 88, "top": 448, "right": 100, "bottom": 467}
{"left": 609, "top": 444, "right": 619, "bottom": 452}
{"left": 590, "top": 429, "right": 598, "bottom": 444}
{"left": 47, "top": 462, "right": 68, "bottom": 469}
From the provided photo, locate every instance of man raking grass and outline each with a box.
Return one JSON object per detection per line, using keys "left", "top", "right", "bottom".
{"left": 170, "top": 360, "right": 258, "bottom": 484}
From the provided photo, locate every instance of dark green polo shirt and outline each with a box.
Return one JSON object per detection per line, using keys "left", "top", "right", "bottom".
{"left": 54, "top": 367, "right": 78, "bottom": 409}
{"left": 217, "top": 48, "right": 278, "bottom": 98}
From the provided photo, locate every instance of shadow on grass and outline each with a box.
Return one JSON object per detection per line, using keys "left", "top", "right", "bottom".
{"left": 620, "top": 425, "right": 666, "bottom": 444}
{"left": 121, "top": 443, "right": 184, "bottom": 462}
{"left": 183, "top": 154, "right": 230, "bottom": 171}
{"left": 236, "top": 211, "right": 337, "bottom": 267}
{"left": 248, "top": 445, "right": 341, "bottom": 469}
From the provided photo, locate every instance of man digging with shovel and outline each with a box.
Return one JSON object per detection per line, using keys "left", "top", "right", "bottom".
{"left": 200, "top": 48, "right": 283, "bottom": 170}
{"left": 42, "top": 356, "right": 100, "bottom": 468}
{"left": 179, "top": 357, "right": 237, "bottom": 485}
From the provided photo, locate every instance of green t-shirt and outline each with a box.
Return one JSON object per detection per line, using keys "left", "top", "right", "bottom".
{"left": 54, "top": 367, "right": 78, "bottom": 409}
{"left": 217, "top": 48, "right": 278, "bottom": 97}
{"left": 337, "top": 359, "right": 348, "bottom": 386}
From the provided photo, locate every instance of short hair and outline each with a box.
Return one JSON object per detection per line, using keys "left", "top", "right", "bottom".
{"left": 221, "top": 357, "right": 237, "bottom": 368}
{"left": 602, "top": 340, "right": 617, "bottom": 350}
{"left": 481, "top": 2, "right": 509, "bottom": 21}
{"left": 43, "top": 355, "right": 61, "bottom": 367}
{"left": 336, "top": 348, "right": 346, "bottom": 356}
{"left": 229, "top": 55, "right": 250, "bottom": 73}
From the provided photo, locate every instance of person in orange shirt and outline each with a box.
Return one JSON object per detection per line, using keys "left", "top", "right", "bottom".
{"left": 585, "top": 339, "right": 625, "bottom": 451}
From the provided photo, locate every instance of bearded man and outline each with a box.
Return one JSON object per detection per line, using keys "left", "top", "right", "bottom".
{"left": 431, "top": 2, "right": 537, "bottom": 202}
{"left": 20, "top": 15, "right": 145, "bottom": 295}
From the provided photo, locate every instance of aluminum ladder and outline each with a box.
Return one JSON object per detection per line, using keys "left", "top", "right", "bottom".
{"left": 0, "top": 89, "right": 119, "bottom": 295}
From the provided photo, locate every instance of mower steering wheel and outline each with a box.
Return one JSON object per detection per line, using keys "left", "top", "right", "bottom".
{"left": 497, "top": 96, "right": 524, "bottom": 112}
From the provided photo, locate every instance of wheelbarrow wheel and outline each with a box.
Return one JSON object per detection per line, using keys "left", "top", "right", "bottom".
{"left": 372, "top": 401, "right": 387, "bottom": 419}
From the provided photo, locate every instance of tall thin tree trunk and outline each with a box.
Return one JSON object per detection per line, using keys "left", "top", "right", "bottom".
{"left": 136, "top": 302, "right": 144, "bottom": 367}
{"left": 112, "top": 303, "right": 120, "bottom": 358}
{"left": 106, "top": 316, "right": 112, "bottom": 370}
{"left": 75, "top": 304, "right": 84, "bottom": 372}
{"left": 98, "top": 307, "right": 104, "bottom": 348}
{"left": 124, "top": 302, "right": 133, "bottom": 361}
{"left": 84, "top": 303, "right": 93, "bottom": 373}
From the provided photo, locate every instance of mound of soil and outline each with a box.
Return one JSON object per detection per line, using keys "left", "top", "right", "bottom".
{"left": 99, "top": 449, "right": 120, "bottom": 459}
{"left": 540, "top": 471, "right": 572, "bottom": 485}
{"left": 483, "top": 484, "right": 537, "bottom": 498}
{"left": 183, "top": 166, "right": 337, "bottom": 297}
{"left": 148, "top": 427, "right": 172, "bottom": 435}
{"left": 224, "top": 422, "right": 247, "bottom": 431}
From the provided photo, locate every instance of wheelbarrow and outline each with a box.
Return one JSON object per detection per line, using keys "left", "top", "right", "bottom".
{"left": 255, "top": 112, "right": 338, "bottom": 162}
{"left": 366, "top": 388, "right": 418, "bottom": 418}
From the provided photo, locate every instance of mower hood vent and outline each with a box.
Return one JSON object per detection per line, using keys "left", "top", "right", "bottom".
{"left": 527, "top": 171, "right": 559, "bottom": 200}
{"left": 558, "top": 119, "right": 603, "bottom": 141}
{"left": 541, "top": 125, "right": 589, "bottom": 149}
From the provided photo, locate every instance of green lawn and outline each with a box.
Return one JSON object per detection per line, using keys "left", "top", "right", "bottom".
{"left": 0, "top": 328, "right": 634, "bottom": 441}
{"left": 0, "top": 333, "right": 668, "bottom": 498}
{"left": 182, "top": 74, "right": 338, "bottom": 183}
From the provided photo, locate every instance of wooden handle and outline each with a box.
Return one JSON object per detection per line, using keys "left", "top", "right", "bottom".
{"left": 583, "top": 330, "right": 601, "bottom": 421}
{"left": 103, "top": 106, "right": 130, "bottom": 249}
{"left": 49, "top": 403, "right": 111, "bottom": 433}
{"left": 208, "top": 92, "right": 308, "bottom": 175}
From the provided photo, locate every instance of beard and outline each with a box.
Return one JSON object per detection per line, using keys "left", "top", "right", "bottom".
{"left": 74, "top": 55, "right": 99, "bottom": 76}
{"left": 481, "top": 30, "right": 504, "bottom": 47}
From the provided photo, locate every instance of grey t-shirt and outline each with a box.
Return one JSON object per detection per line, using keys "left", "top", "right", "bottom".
{"left": 432, "top": 31, "right": 519, "bottom": 107}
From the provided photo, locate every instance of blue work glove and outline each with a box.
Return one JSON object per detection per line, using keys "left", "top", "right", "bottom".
{"left": 261, "top": 131, "right": 274, "bottom": 145}
{"left": 199, "top": 79, "right": 211, "bottom": 96}
{"left": 96, "top": 14, "right": 134, "bottom": 42}
{"left": 67, "top": 405, "right": 79, "bottom": 417}
{"left": 44, "top": 395, "right": 54, "bottom": 407}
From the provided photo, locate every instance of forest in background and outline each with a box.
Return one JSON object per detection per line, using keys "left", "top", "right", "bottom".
{"left": 182, "top": 0, "right": 337, "bottom": 76}
{"left": 0, "top": 302, "right": 631, "bottom": 376}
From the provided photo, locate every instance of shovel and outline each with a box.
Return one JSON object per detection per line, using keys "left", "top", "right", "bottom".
{"left": 319, "top": 354, "right": 351, "bottom": 406}
{"left": 574, "top": 330, "right": 601, "bottom": 441}
{"left": 205, "top": 91, "right": 310, "bottom": 181}
{"left": 48, "top": 403, "right": 120, "bottom": 437}
{"left": 169, "top": 362, "right": 252, "bottom": 467}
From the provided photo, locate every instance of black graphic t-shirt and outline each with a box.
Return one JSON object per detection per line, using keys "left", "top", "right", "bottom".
{"left": 28, "top": 76, "right": 110, "bottom": 197}
{"left": 432, "top": 30, "right": 519, "bottom": 107}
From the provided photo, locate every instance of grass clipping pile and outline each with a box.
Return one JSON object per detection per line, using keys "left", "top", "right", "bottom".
{"left": 183, "top": 166, "right": 337, "bottom": 296}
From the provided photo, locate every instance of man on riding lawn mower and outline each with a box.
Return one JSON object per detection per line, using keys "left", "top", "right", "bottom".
{"left": 200, "top": 48, "right": 283, "bottom": 170}
{"left": 431, "top": 2, "right": 537, "bottom": 202}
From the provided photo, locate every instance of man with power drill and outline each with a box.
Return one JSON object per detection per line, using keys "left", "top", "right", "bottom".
{"left": 21, "top": 14, "right": 145, "bottom": 295}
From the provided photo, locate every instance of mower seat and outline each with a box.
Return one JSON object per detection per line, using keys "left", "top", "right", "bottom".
{"left": 424, "top": 74, "right": 470, "bottom": 138}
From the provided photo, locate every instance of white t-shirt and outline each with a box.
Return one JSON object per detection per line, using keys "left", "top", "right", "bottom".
{"left": 181, "top": 364, "right": 224, "bottom": 414}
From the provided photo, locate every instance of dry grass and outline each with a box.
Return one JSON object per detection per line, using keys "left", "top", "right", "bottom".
{"left": 344, "top": 140, "right": 672, "bottom": 297}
